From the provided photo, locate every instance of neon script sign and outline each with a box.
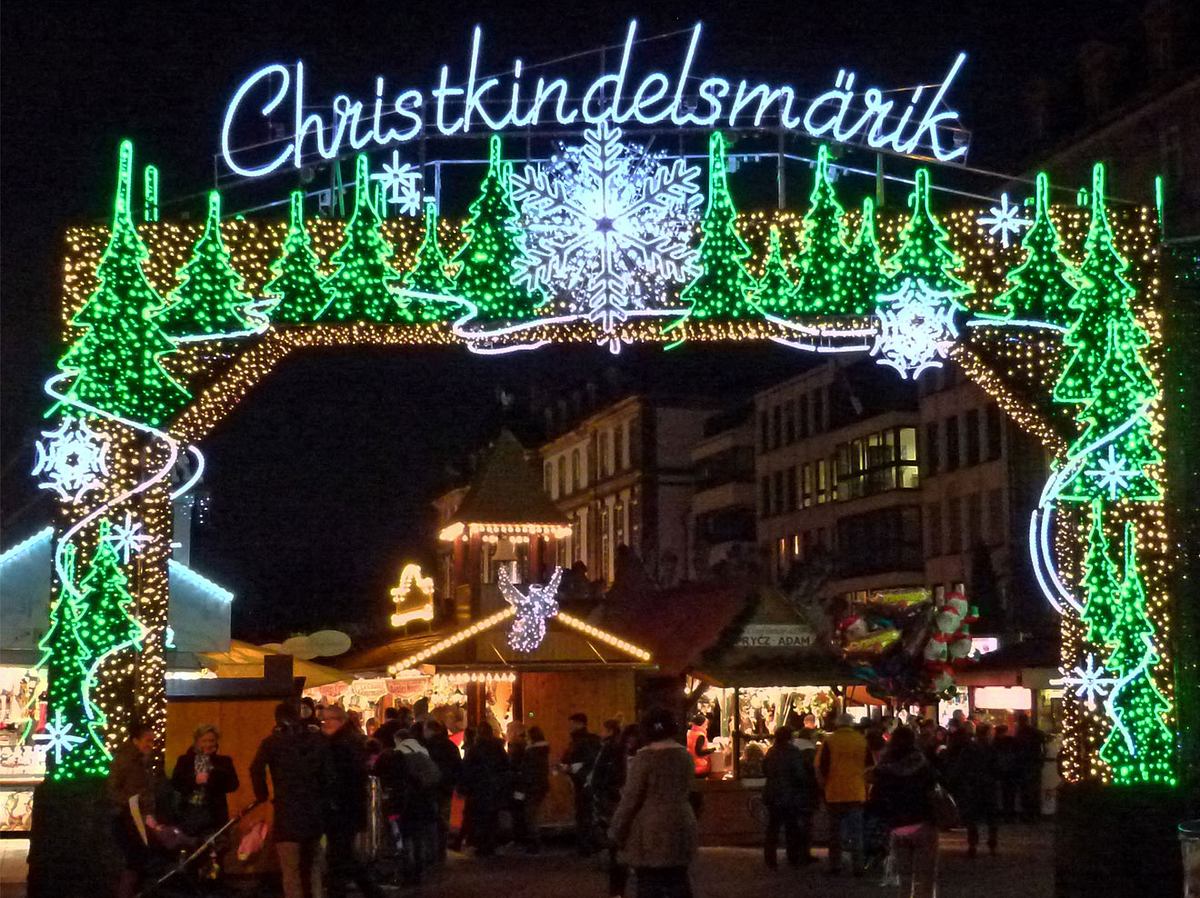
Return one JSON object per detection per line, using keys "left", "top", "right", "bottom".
{"left": 221, "top": 21, "right": 970, "bottom": 178}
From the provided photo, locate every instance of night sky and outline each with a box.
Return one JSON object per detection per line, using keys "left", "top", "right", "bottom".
{"left": 0, "top": 1, "right": 1149, "bottom": 640}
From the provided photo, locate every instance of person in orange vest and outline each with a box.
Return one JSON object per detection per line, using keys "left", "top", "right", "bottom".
{"left": 815, "top": 712, "right": 872, "bottom": 875}
{"left": 686, "top": 714, "right": 715, "bottom": 778}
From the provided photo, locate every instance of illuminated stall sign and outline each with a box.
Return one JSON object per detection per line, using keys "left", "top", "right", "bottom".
{"left": 221, "top": 20, "right": 970, "bottom": 177}
{"left": 737, "top": 624, "right": 816, "bottom": 649}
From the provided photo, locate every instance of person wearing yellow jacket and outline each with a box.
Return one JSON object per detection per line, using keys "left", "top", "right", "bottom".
{"left": 815, "top": 713, "right": 873, "bottom": 875}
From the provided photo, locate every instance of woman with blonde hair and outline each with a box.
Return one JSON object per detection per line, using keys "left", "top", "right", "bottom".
{"left": 171, "top": 723, "right": 240, "bottom": 837}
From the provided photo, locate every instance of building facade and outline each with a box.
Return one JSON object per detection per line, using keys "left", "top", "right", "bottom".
{"left": 539, "top": 395, "right": 713, "bottom": 586}
{"left": 688, "top": 404, "right": 757, "bottom": 578}
{"left": 753, "top": 357, "right": 1051, "bottom": 638}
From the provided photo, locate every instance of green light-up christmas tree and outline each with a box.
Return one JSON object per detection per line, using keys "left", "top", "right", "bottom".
{"left": 320, "top": 156, "right": 409, "bottom": 323}
{"left": 403, "top": 199, "right": 456, "bottom": 322}
{"left": 55, "top": 141, "right": 190, "bottom": 427}
{"left": 156, "top": 191, "right": 259, "bottom": 338}
{"left": 263, "top": 191, "right": 330, "bottom": 324}
{"left": 74, "top": 521, "right": 140, "bottom": 659}
{"left": 35, "top": 546, "right": 109, "bottom": 781}
{"left": 792, "top": 145, "right": 852, "bottom": 314}
{"left": 1054, "top": 163, "right": 1148, "bottom": 404}
{"left": 1060, "top": 322, "right": 1161, "bottom": 503}
{"left": 842, "top": 196, "right": 887, "bottom": 315}
{"left": 993, "top": 173, "right": 1077, "bottom": 325}
{"left": 452, "top": 136, "right": 543, "bottom": 321}
{"left": 1080, "top": 501, "right": 1122, "bottom": 645}
{"left": 748, "top": 225, "right": 795, "bottom": 316}
{"left": 886, "top": 168, "right": 972, "bottom": 301}
{"left": 674, "top": 131, "right": 755, "bottom": 322}
{"left": 1099, "top": 525, "right": 1175, "bottom": 786}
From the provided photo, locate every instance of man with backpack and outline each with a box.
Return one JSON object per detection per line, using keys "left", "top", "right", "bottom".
{"left": 422, "top": 719, "right": 462, "bottom": 862}
{"left": 375, "top": 728, "right": 441, "bottom": 886}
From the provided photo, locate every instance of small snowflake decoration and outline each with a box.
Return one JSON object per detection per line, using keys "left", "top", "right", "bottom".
{"left": 978, "top": 192, "right": 1032, "bottom": 248}
{"left": 512, "top": 121, "right": 702, "bottom": 351}
{"left": 1085, "top": 445, "right": 1142, "bottom": 501}
{"left": 498, "top": 566, "right": 563, "bottom": 653}
{"left": 1051, "top": 654, "right": 1118, "bottom": 709}
{"left": 870, "top": 277, "right": 961, "bottom": 379}
{"left": 105, "top": 511, "right": 153, "bottom": 564}
{"left": 37, "top": 709, "right": 86, "bottom": 764}
{"left": 372, "top": 150, "right": 423, "bottom": 216}
{"left": 32, "top": 416, "right": 110, "bottom": 503}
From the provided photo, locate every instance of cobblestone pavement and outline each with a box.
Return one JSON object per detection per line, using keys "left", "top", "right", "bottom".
{"left": 397, "top": 824, "right": 1053, "bottom": 898}
{"left": 0, "top": 824, "right": 1055, "bottom": 897}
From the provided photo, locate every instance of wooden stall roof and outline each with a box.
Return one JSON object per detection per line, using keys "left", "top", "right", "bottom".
{"left": 590, "top": 580, "right": 859, "bottom": 686}
{"left": 341, "top": 605, "right": 654, "bottom": 675}
{"left": 449, "top": 429, "right": 567, "bottom": 529}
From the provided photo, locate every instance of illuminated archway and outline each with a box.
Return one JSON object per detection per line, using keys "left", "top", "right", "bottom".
{"left": 35, "top": 126, "right": 1173, "bottom": 793}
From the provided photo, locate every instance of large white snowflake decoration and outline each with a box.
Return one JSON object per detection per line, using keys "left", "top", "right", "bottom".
{"left": 977, "top": 192, "right": 1032, "bottom": 248}
{"left": 105, "top": 511, "right": 153, "bottom": 564}
{"left": 512, "top": 121, "right": 702, "bottom": 352}
{"left": 1051, "top": 654, "right": 1119, "bottom": 709}
{"left": 1085, "top": 445, "right": 1142, "bottom": 501}
{"left": 372, "top": 150, "right": 422, "bottom": 216}
{"left": 498, "top": 565, "right": 563, "bottom": 653}
{"left": 32, "top": 416, "right": 110, "bottom": 503}
{"left": 37, "top": 709, "right": 86, "bottom": 764}
{"left": 870, "top": 277, "right": 961, "bottom": 380}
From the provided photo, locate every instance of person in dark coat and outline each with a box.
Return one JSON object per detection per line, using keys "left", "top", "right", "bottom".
{"left": 250, "top": 702, "right": 332, "bottom": 898}
{"left": 321, "top": 704, "right": 385, "bottom": 898}
{"left": 511, "top": 725, "right": 551, "bottom": 852}
{"left": 944, "top": 721, "right": 999, "bottom": 856}
{"left": 992, "top": 724, "right": 1019, "bottom": 819}
{"left": 108, "top": 722, "right": 163, "bottom": 898}
{"left": 761, "top": 726, "right": 814, "bottom": 869}
{"left": 374, "top": 707, "right": 404, "bottom": 752}
{"left": 561, "top": 711, "right": 603, "bottom": 855}
{"left": 597, "top": 724, "right": 639, "bottom": 898}
{"left": 170, "top": 723, "right": 240, "bottom": 838}
{"left": 421, "top": 718, "right": 462, "bottom": 861}
{"left": 459, "top": 721, "right": 509, "bottom": 856}
{"left": 375, "top": 728, "right": 441, "bottom": 885}
{"left": 1013, "top": 712, "right": 1045, "bottom": 821}
{"left": 870, "top": 727, "right": 940, "bottom": 898}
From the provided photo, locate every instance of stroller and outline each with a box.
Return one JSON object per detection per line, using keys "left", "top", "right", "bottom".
{"left": 136, "top": 800, "right": 263, "bottom": 897}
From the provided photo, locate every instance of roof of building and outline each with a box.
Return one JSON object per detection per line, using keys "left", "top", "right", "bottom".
{"left": 591, "top": 577, "right": 859, "bottom": 685}
{"left": 449, "top": 429, "right": 567, "bottom": 528}
{"left": 339, "top": 603, "right": 653, "bottom": 675}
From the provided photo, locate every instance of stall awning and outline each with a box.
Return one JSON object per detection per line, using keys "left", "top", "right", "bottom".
{"left": 199, "top": 640, "right": 351, "bottom": 688}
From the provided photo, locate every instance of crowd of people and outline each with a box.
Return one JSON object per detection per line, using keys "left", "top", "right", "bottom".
{"left": 101, "top": 696, "right": 1045, "bottom": 898}
{"left": 756, "top": 708, "right": 1047, "bottom": 898}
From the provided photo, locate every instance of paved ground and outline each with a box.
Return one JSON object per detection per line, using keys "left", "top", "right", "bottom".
{"left": 0, "top": 824, "right": 1054, "bottom": 897}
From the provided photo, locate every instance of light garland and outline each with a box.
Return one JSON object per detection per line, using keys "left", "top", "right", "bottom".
{"left": 437, "top": 521, "right": 572, "bottom": 541}
{"left": 389, "top": 563, "right": 435, "bottom": 628}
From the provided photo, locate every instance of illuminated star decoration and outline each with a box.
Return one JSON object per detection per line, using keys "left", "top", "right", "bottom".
{"left": 977, "top": 192, "right": 1032, "bottom": 248}
{"left": 32, "top": 416, "right": 110, "bottom": 503}
{"left": 105, "top": 511, "right": 153, "bottom": 564}
{"left": 498, "top": 565, "right": 563, "bottom": 653}
{"left": 870, "top": 277, "right": 960, "bottom": 380}
{"left": 37, "top": 709, "right": 86, "bottom": 764}
{"left": 372, "top": 150, "right": 423, "bottom": 216}
{"left": 1085, "top": 445, "right": 1142, "bottom": 501}
{"left": 512, "top": 120, "right": 702, "bottom": 352}
{"left": 1051, "top": 654, "right": 1119, "bottom": 709}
